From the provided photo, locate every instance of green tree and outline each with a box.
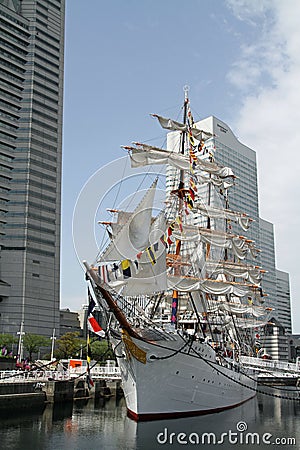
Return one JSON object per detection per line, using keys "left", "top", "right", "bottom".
{"left": 54, "top": 332, "right": 85, "bottom": 359}
{"left": 0, "top": 333, "right": 17, "bottom": 347}
{"left": 0, "top": 334, "right": 17, "bottom": 356}
{"left": 23, "top": 334, "right": 49, "bottom": 361}
{"left": 90, "top": 339, "right": 115, "bottom": 362}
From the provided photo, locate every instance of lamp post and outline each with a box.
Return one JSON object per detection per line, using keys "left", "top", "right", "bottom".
{"left": 17, "top": 321, "right": 25, "bottom": 362}
{"left": 50, "top": 328, "right": 56, "bottom": 361}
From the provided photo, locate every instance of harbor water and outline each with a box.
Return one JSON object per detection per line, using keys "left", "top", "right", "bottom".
{"left": 0, "top": 388, "right": 299, "bottom": 450}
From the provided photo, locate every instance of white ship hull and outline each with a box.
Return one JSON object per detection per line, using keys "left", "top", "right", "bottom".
{"left": 112, "top": 334, "right": 257, "bottom": 421}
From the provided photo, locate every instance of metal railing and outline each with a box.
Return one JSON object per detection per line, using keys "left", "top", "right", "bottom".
{"left": 0, "top": 370, "right": 69, "bottom": 382}
{"left": 240, "top": 356, "right": 300, "bottom": 373}
{"left": 0, "top": 366, "right": 121, "bottom": 382}
{"left": 69, "top": 366, "right": 121, "bottom": 380}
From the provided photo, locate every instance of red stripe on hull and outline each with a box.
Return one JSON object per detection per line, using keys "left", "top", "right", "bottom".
{"left": 127, "top": 394, "right": 256, "bottom": 422}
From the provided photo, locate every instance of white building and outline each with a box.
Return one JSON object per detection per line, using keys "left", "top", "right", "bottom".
{"left": 166, "top": 115, "right": 292, "bottom": 338}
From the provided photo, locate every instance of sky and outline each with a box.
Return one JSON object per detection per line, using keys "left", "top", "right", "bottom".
{"left": 62, "top": 0, "right": 300, "bottom": 332}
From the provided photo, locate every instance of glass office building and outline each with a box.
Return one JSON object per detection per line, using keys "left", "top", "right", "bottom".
{"left": 166, "top": 115, "right": 292, "bottom": 333}
{"left": 276, "top": 269, "right": 292, "bottom": 335}
{"left": 0, "top": 0, "right": 65, "bottom": 336}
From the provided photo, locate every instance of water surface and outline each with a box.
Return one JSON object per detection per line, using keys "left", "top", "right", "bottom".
{"left": 0, "top": 388, "right": 299, "bottom": 450}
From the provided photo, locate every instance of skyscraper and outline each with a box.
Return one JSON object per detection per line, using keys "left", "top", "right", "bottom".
{"left": 275, "top": 269, "right": 292, "bottom": 335}
{"left": 0, "top": 0, "right": 65, "bottom": 336}
{"left": 166, "top": 114, "right": 292, "bottom": 333}
{"left": 196, "top": 117, "right": 291, "bottom": 333}
{"left": 259, "top": 218, "right": 278, "bottom": 320}
{"left": 166, "top": 116, "right": 260, "bottom": 246}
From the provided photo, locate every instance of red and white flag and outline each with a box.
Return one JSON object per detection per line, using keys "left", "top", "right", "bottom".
{"left": 87, "top": 314, "right": 105, "bottom": 337}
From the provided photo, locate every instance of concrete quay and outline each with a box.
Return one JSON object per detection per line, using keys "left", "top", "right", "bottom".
{"left": 73, "top": 379, "right": 123, "bottom": 400}
{"left": 0, "top": 380, "right": 74, "bottom": 413}
{"left": 0, "top": 374, "right": 123, "bottom": 413}
{"left": 0, "top": 392, "right": 46, "bottom": 413}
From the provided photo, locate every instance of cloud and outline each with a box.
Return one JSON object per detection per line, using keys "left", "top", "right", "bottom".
{"left": 226, "top": 0, "right": 273, "bottom": 23}
{"left": 226, "top": 0, "right": 291, "bottom": 93}
{"left": 226, "top": 0, "right": 300, "bottom": 331}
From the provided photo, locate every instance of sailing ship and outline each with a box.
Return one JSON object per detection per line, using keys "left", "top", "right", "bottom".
{"left": 84, "top": 88, "right": 272, "bottom": 420}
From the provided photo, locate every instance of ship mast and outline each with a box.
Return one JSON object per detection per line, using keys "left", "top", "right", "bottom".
{"left": 170, "top": 86, "right": 189, "bottom": 327}
{"left": 223, "top": 178, "right": 243, "bottom": 349}
{"left": 180, "top": 85, "right": 189, "bottom": 156}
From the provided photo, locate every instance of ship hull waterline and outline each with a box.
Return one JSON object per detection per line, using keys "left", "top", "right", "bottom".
{"left": 112, "top": 334, "right": 257, "bottom": 421}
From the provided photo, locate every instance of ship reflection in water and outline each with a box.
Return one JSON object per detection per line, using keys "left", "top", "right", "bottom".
{"left": 0, "top": 390, "right": 299, "bottom": 450}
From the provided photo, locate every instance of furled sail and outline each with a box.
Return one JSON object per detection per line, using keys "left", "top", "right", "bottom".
{"left": 207, "top": 297, "right": 266, "bottom": 317}
{"left": 197, "top": 204, "right": 252, "bottom": 231}
{"left": 171, "top": 225, "right": 258, "bottom": 260}
{"left": 126, "top": 143, "right": 235, "bottom": 179}
{"left": 196, "top": 173, "right": 235, "bottom": 189}
{"left": 127, "top": 144, "right": 190, "bottom": 170}
{"left": 206, "top": 261, "right": 263, "bottom": 285}
{"left": 195, "top": 158, "right": 235, "bottom": 179}
{"left": 152, "top": 114, "right": 213, "bottom": 141}
{"left": 234, "top": 318, "right": 269, "bottom": 329}
{"left": 100, "top": 179, "right": 158, "bottom": 262}
{"left": 168, "top": 275, "right": 255, "bottom": 296}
